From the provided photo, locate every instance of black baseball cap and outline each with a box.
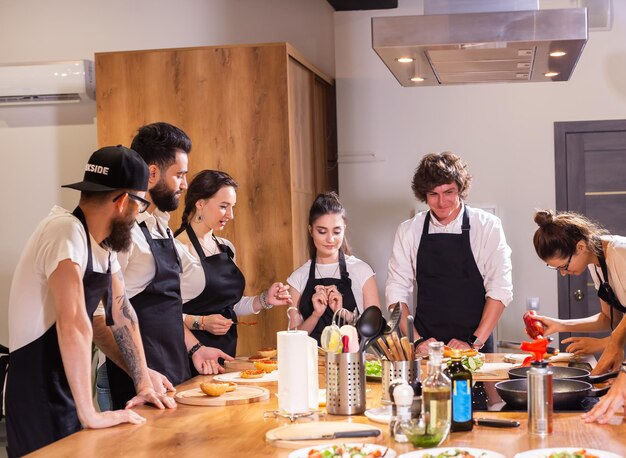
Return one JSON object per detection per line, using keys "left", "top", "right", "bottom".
{"left": 63, "top": 145, "right": 149, "bottom": 192}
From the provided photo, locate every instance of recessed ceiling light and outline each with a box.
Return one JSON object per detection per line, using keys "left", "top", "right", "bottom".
{"left": 544, "top": 71, "right": 559, "bottom": 77}
{"left": 397, "top": 57, "right": 414, "bottom": 63}
{"left": 550, "top": 51, "right": 567, "bottom": 57}
{"left": 410, "top": 76, "right": 425, "bottom": 82}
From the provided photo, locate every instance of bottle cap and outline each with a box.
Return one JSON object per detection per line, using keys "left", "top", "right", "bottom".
{"left": 451, "top": 349, "right": 462, "bottom": 360}
{"left": 393, "top": 383, "right": 414, "bottom": 407}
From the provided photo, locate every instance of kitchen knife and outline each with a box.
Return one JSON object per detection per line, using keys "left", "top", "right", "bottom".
{"left": 283, "top": 429, "right": 381, "bottom": 441}
{"left": 474, "top": 418, "right": 520, "bottom": 428}
{"left": 497, "top": 340, "right": 558, "bottom": 354}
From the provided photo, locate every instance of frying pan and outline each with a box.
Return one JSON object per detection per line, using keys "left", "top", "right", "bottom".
{"left": 495, "top": 378, "right": 610, "bottom": 409}
{"left": 508, "top": 366, "right": 619, "bottom": 384}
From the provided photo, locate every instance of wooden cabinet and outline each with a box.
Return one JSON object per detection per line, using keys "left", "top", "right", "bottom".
{"left": 95, "top": 43, "right": 337, "bottom": 355}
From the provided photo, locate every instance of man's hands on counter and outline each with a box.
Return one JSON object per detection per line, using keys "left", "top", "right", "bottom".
{"left": 592, "top": 341, "right": 624, "bottom": 375}
{"left": 447, "top": 338, "right": 471, "bottom": 350}
{"left": 148, "top": 368, "right": 176, "bottom": 395}
{"left": 192, "top": 346, "right": 234, "bottom": 374}
{"left": 81, "top": 409, "right": 146, "bottom": 429}
{"left": 126, "top": 386, "right": 177, "bottom": 410}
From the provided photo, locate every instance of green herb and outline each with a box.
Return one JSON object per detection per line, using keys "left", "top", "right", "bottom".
{"left": 365, "top": 359, "right": 382, "bottom": 377}
{"left": 445, "top": 355, "right": 484, "bottom": 372}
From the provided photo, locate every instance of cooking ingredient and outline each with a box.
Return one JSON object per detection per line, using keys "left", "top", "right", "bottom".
{"left": 547, "top": 451, "right": 600, "bottom": 458}
{"left": 239, "top": 369, "right": 264, "bottom": 379}
{"left": 253, "top": 361, "right": 278, "bottom": 373}
{"left": 443, "top": 346, "right": 478, "bottom": 358}
{"left": 257, "top": 347, "right": 277, "bottom": 358}
{"left": 199, "top": 382, "right": 229, "bottom": 396}
{"left": 365, "top": 359, "right": 382, "bottom": 377}
{"left": 420, "top": 450, "right": 479, "bottom": 458}
{"left": 422, "top": 342, "right": 451, "bottom": 444}
{"left": 523, "top": 310, "right": 545, "bottom": 339}
{"left": 445, "top": 355, "right": 484, "bottom": 372}
{"left": 391, "top": 382, "right": 413, "bottom": 443}
{"left": 305, "top": 443, "right": 383, "bottom": 458}
{"left": 446, "top": 349, "right": 473, "bottom": 432}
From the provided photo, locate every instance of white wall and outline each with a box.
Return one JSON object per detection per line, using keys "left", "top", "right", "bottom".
{"left": 334, "top": 0, "right": 626, "bottom": 344}
{"left": 0, "top": 0, "right": 335, "bottom": 346}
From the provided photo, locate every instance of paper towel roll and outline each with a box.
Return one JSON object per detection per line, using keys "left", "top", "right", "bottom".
{"left": 306, "top": 335, "right": 319, "bottom": 410}
{"left": 278, "top": 330, "right": 310, "bottom": 414}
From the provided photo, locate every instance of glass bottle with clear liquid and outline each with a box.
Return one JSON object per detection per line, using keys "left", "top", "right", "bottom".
{"left": 421, "top": 341, "right": 451, "bottom": 445}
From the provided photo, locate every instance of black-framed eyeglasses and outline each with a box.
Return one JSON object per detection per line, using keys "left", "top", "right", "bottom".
{"left": 112, "top": 192, "right": 150, "bottom": 213}
{"left": 546, "top": 252, "right": 573, "bottom": 272}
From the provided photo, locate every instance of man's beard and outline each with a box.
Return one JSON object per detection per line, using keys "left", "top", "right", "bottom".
{"left": 150, "top": 179, "right": 180, "bottom": 212}
{"left": 102, "top": 213, "right": 134, "bottom": 252}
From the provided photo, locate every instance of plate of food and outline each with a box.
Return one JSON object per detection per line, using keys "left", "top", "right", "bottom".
{"left": 399, "top": 447, "right": 505, "bottom": 458}
{"left": 288, "top": 443, "right": 395, "bottom": 458}
{"left": 213, "top": 368, "right": 278, "bottom": 384}
{"left": 513, "top": 448, "right": 623, "bottom": 458}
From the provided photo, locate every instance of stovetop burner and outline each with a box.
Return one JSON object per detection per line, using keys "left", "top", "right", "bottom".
{"left": 472, "top": 382, "right": 600, "bottom": 412}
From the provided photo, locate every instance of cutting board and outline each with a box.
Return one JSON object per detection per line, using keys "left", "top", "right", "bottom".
{"left": 213, "top": 370, "right": 278, "bottom": 385}
{"left": 175, "top": 385, "right": 269, "bottom": 406}
{"left": 266, "top": 421, "right": 382, "bottom": 449}
{"left": 472, "top": 362, "right": 515, "bottom": 381}
{"left": 503, "top": 352, "right": 574, "bottom": 364}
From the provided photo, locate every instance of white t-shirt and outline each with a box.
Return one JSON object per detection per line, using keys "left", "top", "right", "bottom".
{"left": 589, "top": 235, "right": 626, "bottom": 307}
{"left": 176, "top": 236, "right": 257, "bottom": 315}
{"left": 9, "top": 206, "right": 120, "bottom": 352}
{"left": 287, "top": 255, "right": 376, "bottom": 313}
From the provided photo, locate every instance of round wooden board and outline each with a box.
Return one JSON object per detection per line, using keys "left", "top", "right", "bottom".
{"left": 266, "top": 421, "right": 382, "bottom": 449}
{"left": 213, "top": 370, "right": 278, "bottom": 385}
{"left": 175, "top": 385, "right": 269, "bottom": 406}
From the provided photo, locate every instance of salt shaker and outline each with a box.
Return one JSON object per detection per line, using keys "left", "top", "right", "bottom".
{"left": 391, "top": 383, "right": 414, "bottom": 443}
{"left": 528, "top": 360, "right": 553, "bottom": 435}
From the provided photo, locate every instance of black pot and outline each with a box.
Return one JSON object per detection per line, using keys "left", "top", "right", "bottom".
{"left": 495, "top": 378, "right": 610, "bottom": 409}
{"left": 508, "top": 366, "right": 619, "bottom": 384}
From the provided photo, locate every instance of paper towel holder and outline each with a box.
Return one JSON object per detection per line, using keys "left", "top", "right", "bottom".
{"left": 286, "top": 306, "right": 301, "bottom": 332}
{"left": 263, "top": 408, "right": 323, "bottom": 421}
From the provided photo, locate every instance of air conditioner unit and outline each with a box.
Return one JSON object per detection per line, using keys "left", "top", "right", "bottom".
{"left": 0, "top": 60, "right": 95, "bottom": 106}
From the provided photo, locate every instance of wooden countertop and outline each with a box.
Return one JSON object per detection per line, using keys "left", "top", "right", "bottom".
{"left": 28, "top": 354, "right": 626, "bottom": 457}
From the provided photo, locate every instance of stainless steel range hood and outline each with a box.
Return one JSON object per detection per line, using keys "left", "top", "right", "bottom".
{"left": 372, "top": 8, "right": 588, "bottom": 86}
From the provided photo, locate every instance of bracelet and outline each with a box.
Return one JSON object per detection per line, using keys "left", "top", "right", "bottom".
{"left": 413, "top": 337, "right": 425, "bottom": 348}
{"left": 260, "top": 290, "right": 273, "bottom": 310}
{"left": 188, "top": 342, "right": 203, "bottom": 357}
{"left": 200, "top": 315, "right": 205, "bottom": 331}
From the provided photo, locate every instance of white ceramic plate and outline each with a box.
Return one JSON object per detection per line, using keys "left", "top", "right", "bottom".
{"left": 213, "top": 370, "right": 278, "bottom": 383}
{"left": 288, "top": 443, "right": 396, "bottom": 458}
{"left": 364, "top": 406, "right": 392, "bottom": 424}
{"left": 399, "top": 447, "right": 505, "bottom": 458}
{"left": 513, "top": 447, "right": 623, "bottom": 458}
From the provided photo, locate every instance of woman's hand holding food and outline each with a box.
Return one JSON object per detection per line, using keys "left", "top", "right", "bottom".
{"left": 326, "top": 285, "right": 343, "bottom": 313}
{"left": 203, "top": 314, "right": 233, "bottom": 335}
{"left": 266, "top": 282, "right": 293, "bottom": 307}
{"left": 561, "top": 336, "right": 608, "bottom": 355}
{"left": 311, "top": 285, "right": 328, "bottom": 317}
{"left": 532, "top": 314, "right": 564, "bottom": 336}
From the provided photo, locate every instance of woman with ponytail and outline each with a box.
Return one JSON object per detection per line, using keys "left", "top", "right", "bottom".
{"left": 532, "top": 209, "right": 626, "bottom": 424}
{"left": 287, "top": 192, "right": 380, "bottom": 344}
{"left": 175, "top": 170, "right": 291, "bottom": 373}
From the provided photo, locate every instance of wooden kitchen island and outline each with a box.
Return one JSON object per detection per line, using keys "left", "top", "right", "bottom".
{"left": 28, "top": 355, "right": 626, "bottom": 457}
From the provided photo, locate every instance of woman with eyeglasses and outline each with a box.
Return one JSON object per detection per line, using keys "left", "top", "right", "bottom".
{"left": 532, "top": 209, "right": 626, "bottom": 423}
{"left": 174, "top": 170, "right": 292, "bottom": 374}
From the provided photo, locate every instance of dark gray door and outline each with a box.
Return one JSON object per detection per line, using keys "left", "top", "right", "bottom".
{"left": 554, "top": 119, "right": 626, "bottom": 345}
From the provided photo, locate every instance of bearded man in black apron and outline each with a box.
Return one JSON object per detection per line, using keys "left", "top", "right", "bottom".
{"left": 385, "top": 152, "right": 513, "bottom": 354}
{"left": 92, "top": 123, "right": 232, "bottom": 411}
{"left": 6, "top": 146, "right": 176, "bottom": 458}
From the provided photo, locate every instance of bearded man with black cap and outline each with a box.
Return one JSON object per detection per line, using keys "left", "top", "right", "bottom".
{"left": 93, "top": 122, "right": 232, "bottom": 411}
{"left": 6, "top": 146, "right": 176, "bottom": 458}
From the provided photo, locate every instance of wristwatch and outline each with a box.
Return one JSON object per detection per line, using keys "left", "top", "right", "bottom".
{"left": 192, "top": 317, "right": 201, "bottom": 330}
{"left": 466, "top": 334, "right": 484, "bottom": 350}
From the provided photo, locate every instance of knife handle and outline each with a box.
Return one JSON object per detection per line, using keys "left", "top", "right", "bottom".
{"left": 474, "top": 418, "right": 520, "bottom": 428}
{"left": 334, "top": 430, "right": 381, "bottom": 438}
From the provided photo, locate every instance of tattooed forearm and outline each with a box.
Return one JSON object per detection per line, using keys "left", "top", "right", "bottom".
{"left": 112, "top": 325, "right": 144, "bottom": 386}
{"left": 113, "top": 270, "right": 138, "bottom": 329}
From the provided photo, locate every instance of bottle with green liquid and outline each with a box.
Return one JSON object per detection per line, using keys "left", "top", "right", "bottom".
{"left": 419, "top": 341, "right": 451, "bottom": 446}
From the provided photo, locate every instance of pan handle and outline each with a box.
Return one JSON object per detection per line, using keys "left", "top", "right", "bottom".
{"left": 587, "top": 385, "right": 611, "bottom": 398}
{"left": 587, "top": 370, "right": 620, "bottom": 384}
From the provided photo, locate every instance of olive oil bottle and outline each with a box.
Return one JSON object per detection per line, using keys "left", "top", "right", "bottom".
{"left": 446, "top": 349, "right": 473, "bottom": 432}
{"left": 422, "top": 342, "right": 451, "bottom": 441}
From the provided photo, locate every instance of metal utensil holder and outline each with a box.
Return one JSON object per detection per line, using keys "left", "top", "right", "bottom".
{"left": 325, "top": 351, "right": 365, "bottom": 415}
{"left": 381, "top": 359, "right": 420, "bottom": 405}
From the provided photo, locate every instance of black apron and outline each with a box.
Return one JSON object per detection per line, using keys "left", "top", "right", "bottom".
{"left": 415, "top": 207, "right": 494, "bottom": 352}
{"left": 6, "top": 207, "right": 112, "bottom": 458}
{"left": 595, "top": 250, "right": 626, "bottom": 331}
{"left": 183, "top": 227, "right": 245, "bottom": 374}
{"left": 299, "top": 251, "right": 358, "bottom": 344}
{"left": 106, "top": 221, "right": 189, "bottom": 410}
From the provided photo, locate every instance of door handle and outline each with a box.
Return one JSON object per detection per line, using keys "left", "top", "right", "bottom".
{"left": 573, "top": 289, "right": 584, "bottom": 301}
